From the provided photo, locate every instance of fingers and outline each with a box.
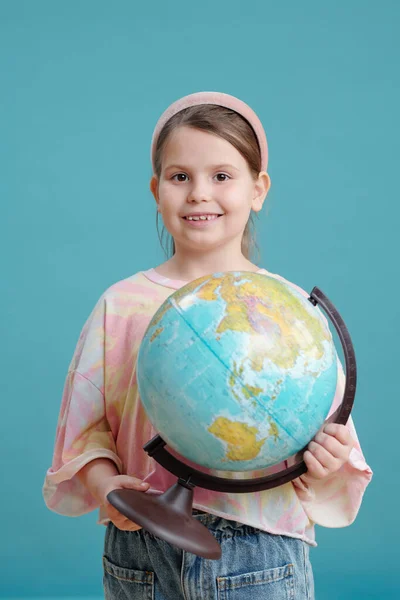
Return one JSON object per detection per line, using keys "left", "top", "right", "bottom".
{"left": 303, "top": 449, "right": 331, "bottom": 479}
{"left": 101, "top": 475, "right": 150, "bottom": 530}
{"left": 304, "top": 442, "right": 341, "bottom": 478}
{"left": 313, "top": 429, "right": 350, "bottom": 461}
{"left": 99, "top": 475, "right": 150, "bottom": 506}
{"left": 322, "top": 423, "right": 353, "bottom": 447}
{"left": 116, "top": 475, "right": 150, "bottom": 491}
{"left": 303, "top": 424, "right": 353, "bottom": 479}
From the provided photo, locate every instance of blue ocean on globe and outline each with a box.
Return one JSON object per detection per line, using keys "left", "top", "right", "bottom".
{"left": 137, "top": 271, "right": 338, "bottom": 471}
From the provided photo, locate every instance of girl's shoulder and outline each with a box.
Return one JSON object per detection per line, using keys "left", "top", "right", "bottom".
{"left": 102, "top": 270, "right": 152, "bottom": 296}
{"left": 89, "top": 270, "right": 174, "bottom": 324}
{"left": 259, "top": 268, "right": 309, "bottom": 299}
{"left": 100, "top": 269, "right": 169, "bottom": 303}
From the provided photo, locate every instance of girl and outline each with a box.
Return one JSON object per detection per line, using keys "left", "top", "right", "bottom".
{"left": 43, "top": 91, "right": 372, "bottom": 600}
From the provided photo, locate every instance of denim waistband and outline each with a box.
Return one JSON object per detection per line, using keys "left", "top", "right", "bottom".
{"left": 190, "top": 510, "right": 269, "bottom": 537}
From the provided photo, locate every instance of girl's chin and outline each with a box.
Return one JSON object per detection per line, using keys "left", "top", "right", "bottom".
{"left": 176, "top": 235, "right": 243, "bottom": 255}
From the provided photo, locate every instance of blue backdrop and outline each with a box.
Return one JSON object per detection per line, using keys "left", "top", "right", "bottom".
{"left": 1, "top": 1, "right": 398, "bottom": 598}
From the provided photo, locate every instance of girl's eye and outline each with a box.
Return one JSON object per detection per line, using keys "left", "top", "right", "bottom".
{"left": 172, "top": 173, "right": 188, "bottom": 182}
{"left": 215, "top": 173, "right": 230, "bottom": 182}
{"left": 171, "top": 173, "right": 230, "bottom": 182}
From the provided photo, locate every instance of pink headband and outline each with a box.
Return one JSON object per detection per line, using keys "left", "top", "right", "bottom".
{"left": 150, "top": 91, "right": 268, "bottom": 174}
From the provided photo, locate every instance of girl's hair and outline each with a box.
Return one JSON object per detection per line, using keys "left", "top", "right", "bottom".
{"left": 153, "top": 104, "right": 262, "bottom": 261}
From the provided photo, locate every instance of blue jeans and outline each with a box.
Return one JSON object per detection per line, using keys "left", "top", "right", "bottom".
{"left": 103, "top": 512, "right": 315, "bottom": 599}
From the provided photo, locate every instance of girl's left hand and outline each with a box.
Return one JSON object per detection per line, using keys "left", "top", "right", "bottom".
{"left": 303, "top": 423, "right": 354, "bottom": 480}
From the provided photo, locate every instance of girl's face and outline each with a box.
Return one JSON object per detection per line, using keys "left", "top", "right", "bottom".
{"left": 150, "top": 126, "right": 270, "bottom": 255}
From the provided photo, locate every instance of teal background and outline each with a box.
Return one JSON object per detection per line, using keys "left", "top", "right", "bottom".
{"left": 1, "top": 1, "right": 398, "bottom": 598}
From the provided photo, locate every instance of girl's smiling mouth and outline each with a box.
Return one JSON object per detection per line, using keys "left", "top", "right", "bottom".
{"left": 182, "top": 212, "right": 224, "bottom": 220}
{"left": 182, "top": 213, "right": 224, "bottom": 227}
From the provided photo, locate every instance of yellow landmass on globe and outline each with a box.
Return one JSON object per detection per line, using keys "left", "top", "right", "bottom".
{"left": 229, "top": 361, "right": 264, "bottom": 405}
{"left": 194, "top": 273, "right": 331, "bottom": 370}
{"left": 267, "top": 416, "right": 279, "bottom": 441}
{"left": 216, "top": 302, "right": 253, "bottom": 335}
{"left": 208, "top": 417, "right": 266, "bottom": 461}
{"left": 150, "top": 272, "right": 331, "bottom": 375}
{"left": 150, "top": 327, "right": 163, "bottom": 342}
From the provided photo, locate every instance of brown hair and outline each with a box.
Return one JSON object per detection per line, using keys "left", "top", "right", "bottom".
{"left": 153, "top": 104, "right": 263, "bottom": 260}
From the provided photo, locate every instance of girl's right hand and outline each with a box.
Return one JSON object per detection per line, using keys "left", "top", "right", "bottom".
{"left": 99, "top": 474, "right": 150, "bottom": 531}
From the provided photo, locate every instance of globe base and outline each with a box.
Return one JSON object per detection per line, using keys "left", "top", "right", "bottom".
{"left": 107, "top": 480, "right": 222, "bottom": 559}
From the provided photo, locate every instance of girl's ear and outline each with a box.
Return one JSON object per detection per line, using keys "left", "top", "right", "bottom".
{"left": 252, "top": 171, "right": 271, "bottom": 212}
{"left": 150, "top": 176, "right": 160, "bottom": 207}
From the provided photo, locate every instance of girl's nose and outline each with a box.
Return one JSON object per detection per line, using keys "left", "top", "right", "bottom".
{"left": 187, "top": 181, "right": 212, "bottom": 203}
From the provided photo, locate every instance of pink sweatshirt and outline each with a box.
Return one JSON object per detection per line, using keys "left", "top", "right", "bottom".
{"left": 43, "top": 267, "right": 372, "bottom": 546}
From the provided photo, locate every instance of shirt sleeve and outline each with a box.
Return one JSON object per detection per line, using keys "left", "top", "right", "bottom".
{"left": 42, "top": 295, "right": 122, "bottom": 517}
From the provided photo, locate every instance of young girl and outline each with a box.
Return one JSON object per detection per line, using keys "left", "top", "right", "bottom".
{"left": 43, "top": 91, "right": 372, "bottom": 600}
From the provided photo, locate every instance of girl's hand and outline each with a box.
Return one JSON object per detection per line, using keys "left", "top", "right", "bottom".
{"left": 303, "top": 423, "right": 354, "bottom": 480}
{"left": 99, "top": 475, "right": 150, "bottom": 531}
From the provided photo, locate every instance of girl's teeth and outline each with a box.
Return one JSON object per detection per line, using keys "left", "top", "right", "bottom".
{"left": 187, "top": 215, "right": 218, "bottom": 221}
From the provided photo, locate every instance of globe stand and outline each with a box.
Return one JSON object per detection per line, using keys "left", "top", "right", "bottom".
{"left": 108, "top": 477, "right": 222, "bottom": 559}
{"left": 108, "top": 286, "right": 357, "bottom": 559}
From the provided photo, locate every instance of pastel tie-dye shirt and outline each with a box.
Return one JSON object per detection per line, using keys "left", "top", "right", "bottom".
{"left": 43, "top": 267, "right": 372, "bottom": 546}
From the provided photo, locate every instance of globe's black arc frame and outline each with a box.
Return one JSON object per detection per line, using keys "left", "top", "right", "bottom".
{"left": 107, "top": 286, "right": 357, "bottom": 559}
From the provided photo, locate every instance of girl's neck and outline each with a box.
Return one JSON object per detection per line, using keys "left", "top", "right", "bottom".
{"left": 154, "top": 249, "right": 259, "bottom": 283}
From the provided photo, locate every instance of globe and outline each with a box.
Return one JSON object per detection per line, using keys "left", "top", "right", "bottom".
{"left": 137, "top": 271, "right": 338, "bottom": 472}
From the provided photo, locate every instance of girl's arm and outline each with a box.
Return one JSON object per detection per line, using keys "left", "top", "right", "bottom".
{"left": 43, "top": 294, "right": 123, "bottom": 516}
{"left": 76, "top": 458, "right": 150, "bottom": 531}
{"left": 76, "top": 458, "right": 120, "bottom": 505}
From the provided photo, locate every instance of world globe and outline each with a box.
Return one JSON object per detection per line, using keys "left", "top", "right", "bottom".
{"left": 137, "top": 271, "right": 338, "bottom": 472}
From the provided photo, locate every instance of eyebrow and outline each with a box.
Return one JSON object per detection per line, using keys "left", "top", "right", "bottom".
{"left": 164, "top": 163, "right": 240, "bottom": 173}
